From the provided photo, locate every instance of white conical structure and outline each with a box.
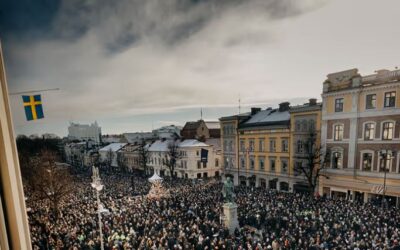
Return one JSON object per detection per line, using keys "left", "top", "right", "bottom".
{"left": 148, "top": 173, "right": 163, "bottom": 183}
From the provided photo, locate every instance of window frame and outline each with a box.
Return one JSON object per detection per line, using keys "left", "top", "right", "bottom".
{"left": 282, "top": 139, "right": 288, "bottom": 152}
{"left": 363, "top": 122, "right": 375, "bottom": 140}
{"left": 365, "top": 94, "right": 377, "bottom": 109}
{"left": 359, "top": 150, "right": 374, "bottom": 171}
{"left": 270, "top": 158, "right": 276, "bottom": 172}
{"left": 381, "top": 121, "right": 395, "bottom": 140}
{"left": 259, "top": 157, "right": 265, "bottom": 170}
{"left": 384, "top": 91, "right": 396, "bottom": 108}
{"left": 335, "top": 98, "right": 344, "bottom": 112}
{"left": 331, "top": 147, "right": 344, "bottom": 169}
{"left": 333, "top": 123, "right": 344, "bottom": 141}
{"left": 269, "top": 139, "right": 276, "bottom": 152}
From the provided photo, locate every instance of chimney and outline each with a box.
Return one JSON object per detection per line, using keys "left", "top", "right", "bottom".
{"left": 309, "top": 98, "right": 317, "bottom": 106}
{"left": 279, "top": 102, "right": 290, "bottom": 112}
{"left": 251, "top": 107, "right": 261, "bottom": 115}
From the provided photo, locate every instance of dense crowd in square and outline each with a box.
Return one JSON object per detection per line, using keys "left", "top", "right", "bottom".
{"left": 26, "top": 172, "right": 400, "bottom": 250}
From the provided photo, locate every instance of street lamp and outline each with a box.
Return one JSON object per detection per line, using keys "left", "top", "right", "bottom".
{"left": 91, "top": 166, "right": 104, "bottom": 250}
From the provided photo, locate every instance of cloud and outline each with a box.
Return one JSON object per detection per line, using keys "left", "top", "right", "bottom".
{"left": 3, "top": 0, "right": 325, "bottom": 133}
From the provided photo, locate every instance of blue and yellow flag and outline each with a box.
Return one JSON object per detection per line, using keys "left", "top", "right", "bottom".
{"left": 22, "top": 95, "right": 44, "bottom": 121}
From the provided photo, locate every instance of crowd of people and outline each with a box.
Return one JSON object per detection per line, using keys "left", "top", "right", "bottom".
{"left": 26, "top": 171, "right": 400, "bottom": 250}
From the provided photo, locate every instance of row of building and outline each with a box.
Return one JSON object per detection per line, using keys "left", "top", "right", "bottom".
{"left": 220, "top": 68, "right": 400, "bottom": 206}
{"left": 63, "top": 68, "right": 400, "bottom": 206}
{"left": 64, "top": 120, "right": 223, "bottom": 179}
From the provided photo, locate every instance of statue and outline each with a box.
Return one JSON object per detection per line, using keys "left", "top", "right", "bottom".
{"left": 222, "top": 177, "right": 235, "bottom": 203}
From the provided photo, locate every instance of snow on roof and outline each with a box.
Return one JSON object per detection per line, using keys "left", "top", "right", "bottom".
{"left": 205, "top": 121, "right": 220, "bottom": 130}
{"left": 99, "top": 143, "right": 127, "bottom": 152}
{"left": 148, "top": 140, "right": 169, "bottom": 152}
{"left": 179, "top": 139, "right": 209, "bottom": 147}
{"left": 244, "top": 109, "right": 290, "bottom": 124}
{"left": 148, "top": 139, "right": 210, "bottom": 152}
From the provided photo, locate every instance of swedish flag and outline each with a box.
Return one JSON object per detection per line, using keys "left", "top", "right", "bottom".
{"left": 22, "top": 95, "right": 44, "bottom": 121}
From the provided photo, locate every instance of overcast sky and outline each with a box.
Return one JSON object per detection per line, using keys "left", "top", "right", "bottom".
{"left": 1, "top": 0, "right": 400, "bottom": 136}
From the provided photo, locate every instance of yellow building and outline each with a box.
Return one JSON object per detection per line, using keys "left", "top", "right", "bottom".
{"left": 320, "top": 68, "right": 400, "bottom": 207}
{"left": 221, "top": 103, "right": 297, "bottom": 190}
{"left": 289, "top": 99, "right": 322, "bottom": 193}
{"left": 219, "top": 113, "right": 250, "bottom": 185}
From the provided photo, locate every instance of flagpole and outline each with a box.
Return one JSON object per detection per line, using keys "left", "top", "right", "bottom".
{"left": 9, "top": 88, "right": 60, "bottom": 96}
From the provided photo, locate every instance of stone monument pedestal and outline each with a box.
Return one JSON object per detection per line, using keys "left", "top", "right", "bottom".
{"left": 222, "top": 202, "right": 239, "bottom": 234}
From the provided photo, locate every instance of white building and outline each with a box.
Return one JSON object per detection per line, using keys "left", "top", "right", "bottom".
{"left": 99, "top": 143, "right": 127, "bottom": 167}
{"left": 68, "top": 121, "right": 101, "bottom": 144}
{"left": 148, "top": 139, "right": 222, "bottom": 179}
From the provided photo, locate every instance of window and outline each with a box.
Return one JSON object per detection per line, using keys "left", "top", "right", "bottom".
{"left": 249, "top": 157, "right": 255, "bottom": 169}
{"left": 302, "top": 120, "right": 308, "bottom": 131}
{"left": 296, "top": 140, "right": 303, "bottom": 153}
{"left": 197, "top": 160, "right": 201, "bottom": 169}
{"left": 294, "top": 162, "right": 302, "bottom": 176}
{"left": 259, "top": 157, "right": 265, "bottom": 170}
{"left": 240, "top": 140, "right": 245, "bottom": 152}
{"left": 309, "top": 120, "right": 315, "bottom": 132}
{"left": 215, "top": 159, "right": 219, "bottom": 167}
{"left": 224, "top": 157, "right": 229, "bottom": 168}
{"left": 259, "top": 139, "right": 265, "bottom": 152}
{"left": 281, "top": 160, "right": 288, "bottom": 173}
{"left": 366, "top": 94, "right": 376, "bottom": 109}
{"left": 335, "top": 98, "right": 344, "bottom": 112}
{"left": 382, "top": 122, "right": 394, "bottom": 140}
{"left": 332, "top": 152, "right": 342, "bottom": 169}
{"left": 228, "top": 141, "right": 233, "bottom": 152}
{"left": 203, "top": 162, "right": 207, "bottom": 168}
{"left": 270, "top": 159, "right": 276, "bottom": 172}
{"left": 269, "top": 139, "right": 276, "bottom": 152}
{"left": 223, "top": 140, "right": 227, "bottom": 151}
{"left": 364, "top": 123, "right": 375, "bottom": 140}
{"left": 249, "top": 139, "right": 255, "bottom": 152}
{"left": 384, "top": 91, "right": 396, "bottom": 108}
{"left": 240, "top": 157, "right": 245, "bottom": 168}
{"left": 295, "top": 121, "right": 301, "bottom": 131}
{"left": 282, "top": 139, "right": 288, "bottom": 152}
{"left": 334, "top": 124, "right": 344, "bottom": 141}
{"left": 379, "top": 153, "right": 393, "bottom": 172}
{"left": 361, "top": 153, "right": 372, "bottom": 171}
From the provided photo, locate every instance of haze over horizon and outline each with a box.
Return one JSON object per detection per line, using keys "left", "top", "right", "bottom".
{"left": 1, "top": 0, "right": 400, "bottom": 136}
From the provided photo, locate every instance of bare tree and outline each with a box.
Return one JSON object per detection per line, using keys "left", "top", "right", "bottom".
{"left": 294, "top": 129, "right": 330, "bottom": 195}
{"left": 165, "top": 140, "right": 182, "bottom": 178}
{"left": 138, "top": 140, "right": 150, "bottom": 176}
{"left": 33, "top": 150, "right": 74, "bottom": 219}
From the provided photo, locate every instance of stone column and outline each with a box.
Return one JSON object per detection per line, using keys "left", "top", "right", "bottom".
{"left": 222, "top": 203, "right": 239, "bottom": 234}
